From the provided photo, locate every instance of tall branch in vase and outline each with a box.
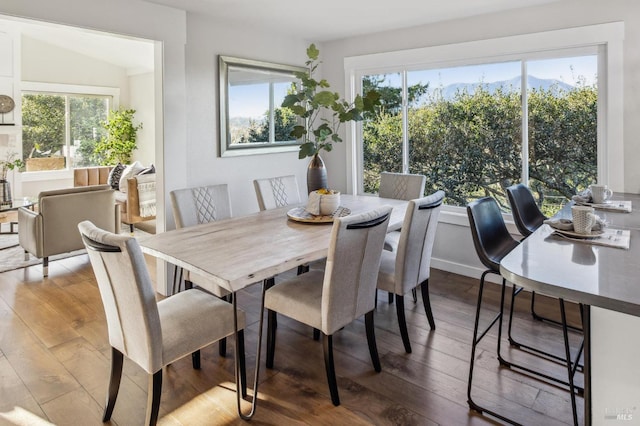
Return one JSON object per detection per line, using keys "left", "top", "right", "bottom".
{"left": 282, "top": 44, "right": 380, "bottom": 192}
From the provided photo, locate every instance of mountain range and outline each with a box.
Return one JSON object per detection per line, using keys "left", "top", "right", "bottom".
{"left": 435, "top": 75, "right": 575, "bottom": 100}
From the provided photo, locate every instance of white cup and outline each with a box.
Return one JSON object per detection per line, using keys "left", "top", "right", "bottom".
{"left": 590, "top": 184, "right": 613, "bottom": 204}
{"left": 572, "top": 205, "right": 596, "bottom": 234}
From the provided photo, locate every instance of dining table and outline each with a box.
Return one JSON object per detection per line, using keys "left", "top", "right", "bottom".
{"left": 500, "top": 192, "right": 640, "bottom": 426}
{"left": 139, "top": 194, "right": 409, "bottom": 419}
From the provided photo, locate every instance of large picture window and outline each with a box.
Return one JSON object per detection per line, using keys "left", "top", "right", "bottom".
{"left": 347, "top": 23, "right": 623, "bottom": 217}
{"left": 21, "top": 83, "right": 117, "bottom": 171}
{"left": 362, "top": 55, "right": 597, "bottom": 215}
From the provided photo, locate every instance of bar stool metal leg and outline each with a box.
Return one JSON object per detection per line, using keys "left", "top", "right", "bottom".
{"left": 467, "top": 270, "right": 520, "bottom": 425}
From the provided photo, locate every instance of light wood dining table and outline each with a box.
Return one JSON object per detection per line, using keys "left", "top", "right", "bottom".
{"left": 139, "top": 194, "right": 409, "bottom": 419}
{"left": 500, "top": 193, "right": 640, "bottom": 426}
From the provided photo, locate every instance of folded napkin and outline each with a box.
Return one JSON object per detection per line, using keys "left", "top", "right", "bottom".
{"left": 571, "top": 188, "right": 592, "bottom": 204}
{"left": 305, "top": 191, "right": 322, "bottom": 215}
{"left": 544, "top": 216, "right": 607, "bottom": 232}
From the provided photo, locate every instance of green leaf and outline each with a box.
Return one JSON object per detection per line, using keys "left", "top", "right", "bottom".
{"left": 314, "top": 91, "right": 338, "bottom": 106}
{"left": 290, "top": 125, "right": 307, "bottom": 139}
{"left": 281, "top": 94, "right": 299, "bottom": 108}
{"left": 290, "top": 105, "right": 307, "bottom": 116}
{"left": 299, "top": 142, "right": 316, "bottom": 159}
{"left": 307, "top": 44, "right": 320, "bottom": 61}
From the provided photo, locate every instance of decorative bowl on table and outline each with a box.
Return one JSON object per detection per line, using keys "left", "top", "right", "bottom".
{"left": 307, "top": 188, "right": 341, "bottom": 216}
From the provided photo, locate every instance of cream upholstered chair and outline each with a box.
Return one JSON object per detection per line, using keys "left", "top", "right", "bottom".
{"left": 264, "top": 206, "right": 392, "bottom": 406}
{"left": 378, "top": 172, "right": 427, "bottom": 303}
{"left": 170, "top": 184, "right": 233, "bottom": 356}
{"left": 376, "top": 191, "right": 444, "bottom": 353}
{"left": 378, "top": 171, "right": 426, "bottom": 201}
{"left": 78, "top": 221, "right": 246, "bottom": 426}
{"left": 170, "top": 184, "right": 232, "bottom": 295}
{"left": 254, "top": 175, "right": 306, "bottom": 278}
{"left": 19, "top": 185, "right": 120, "bottom": 277}
{"left": 253, "top": 174, "right": 302, "bottom": 211}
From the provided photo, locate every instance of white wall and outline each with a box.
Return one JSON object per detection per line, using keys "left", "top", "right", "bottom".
{"left": 180, "top": 12, "right": 311, "bottom": 218}
{"left": 129, "top": 72, "right": 154, "bottom": 166}
{"left": 21, "top": 35, "right": 130, "bottom": 95}
{"left": 320, "top": 1, "right": 640, "bottom": 422}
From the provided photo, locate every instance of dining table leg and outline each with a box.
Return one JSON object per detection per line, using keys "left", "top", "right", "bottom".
{"left": 233, "top": 281, "right": 267, "bottom": 420}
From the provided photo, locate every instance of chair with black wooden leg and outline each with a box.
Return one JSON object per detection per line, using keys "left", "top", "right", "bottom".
{"left": 171, "top": 184, "right": 233, "bottom": 356}
{"left": 376, "top": 190, "right": 444, "bottom": 353}
{"left": 264, "top": 207, "right": 392, "bottom": 406}
{"left": 378, "top": 171, "right": 426, "bottom": 304}
{"left": 466, "top": 197, "right": 581, "bottom": 425}
{"left": 78, "top": 220, "right": 246, "bottom": 426}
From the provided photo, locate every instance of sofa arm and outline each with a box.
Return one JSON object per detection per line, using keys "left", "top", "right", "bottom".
{"left": 18, "top": 207, "right": 44, "bottom": 257}
{"left": 114, "top": 203, "right": 121, "bottom": 233}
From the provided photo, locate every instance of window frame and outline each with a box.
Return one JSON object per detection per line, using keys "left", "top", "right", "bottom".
{"left": 20, "top": 81, "right": 119, "bottom": 181}
{"left": 344, "top": 22, "right": 624, "bottom": 217}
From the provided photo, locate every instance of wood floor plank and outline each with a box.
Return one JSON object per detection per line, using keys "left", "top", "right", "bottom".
{"left": 0, "top": 255, "right": 587, "bottom": 425}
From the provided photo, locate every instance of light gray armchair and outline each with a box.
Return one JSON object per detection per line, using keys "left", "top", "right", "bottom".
{"left": 19, "top": 185, "right": 120, "bottom": 277}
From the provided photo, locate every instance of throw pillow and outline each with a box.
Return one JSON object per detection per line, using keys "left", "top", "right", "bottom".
{"left": 119, "top": 161, "right": 145, "bottom": 192}
{"left": 107, "top": 163, "right": 125, "bottom": 190}
{"left": 137, "top": 164, "right": 155, "bottom": 175}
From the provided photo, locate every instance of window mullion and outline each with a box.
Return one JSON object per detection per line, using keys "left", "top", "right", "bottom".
{"left": 65, "top": 95, "right": 71, "bottom": 168}
{"left": 401, "top": 70, "right": 409, "bottom": 174}
{"left": 521, "top": 61, "right": 529, "bottom": 185}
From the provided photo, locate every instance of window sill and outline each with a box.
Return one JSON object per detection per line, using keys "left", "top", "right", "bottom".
{"left": 20, "top": 169, "right": 73, "bottom": 182}
{"left": 439, "top": 205, "right": 520, "bottom": 235}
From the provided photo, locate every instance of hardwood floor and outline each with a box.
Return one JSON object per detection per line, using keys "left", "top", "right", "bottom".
{"left": 0, "top": 254, "right": 584, "bottom": 425}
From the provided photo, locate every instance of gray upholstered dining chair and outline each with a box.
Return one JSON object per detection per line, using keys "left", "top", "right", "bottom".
{"left": 170, "top": 184, "right": 233, "bottom": 356}
{"left": 253, "top": 175, "right": 302, "bottom": 211}
{"left": 376, "top": 190, "right": 444, "bottom": 353}
{"left": 78, "top": 220, "right": 246, "bottom": 426}
{"left": 378, "top": 171, "right": 426, "bottom": 201}
{"left": 378, "top": 171, "right": 427, "bottom": 303}
{"left": 254, "top": 174, "right": 308, "bottom": 278}
{"left": 264, "top": 206, "right": 392, "bottom": 406}
{"left": 170, "top": 184, "right": 232, "bottom": 295}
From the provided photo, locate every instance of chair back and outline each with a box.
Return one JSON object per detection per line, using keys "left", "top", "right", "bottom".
{"left": 322, "top": 206, "right": 392, "bottom": 334}
{"left": 170, "top": 184, "right": 232, "bottom": 229}
{"left": 506, "top": 183, "right": 546, "bottom": 237}
{"left": 394, "top": 191, "right": 445, "bottom": 293}
{"left": 78, "top": 220, "right": 162, "bottom": 374}
{"left": 467, "top": 197, "right": 519, "bottom": 272}
{"left": 379, "top": 172, "right": 426, "bottom": 200}
{"left": 253, "top": 175, "right": 302, "bottom": 211}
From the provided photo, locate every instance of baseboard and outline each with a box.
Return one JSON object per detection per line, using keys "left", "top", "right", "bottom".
{"left": 431, "top": 257, "right": 503, "bottom": 284}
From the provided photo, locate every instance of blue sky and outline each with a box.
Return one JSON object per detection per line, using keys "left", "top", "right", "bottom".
{"left": 229, "top": 55, "right": 597, "bottom": 119}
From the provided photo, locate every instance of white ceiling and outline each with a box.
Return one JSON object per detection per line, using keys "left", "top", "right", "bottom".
{"left": 0, "top": 16, "right": 155, "bottom": 75}
{"left": 2, "top": 0, "right": 561, "bottom": 73}
{"left": 144, "top": 0, "right": 562, "bottom": 41}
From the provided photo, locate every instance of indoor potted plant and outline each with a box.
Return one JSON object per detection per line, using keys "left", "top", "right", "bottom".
{"left": 95, "top": 108, "right": 143, "bottom": 165}
{"left": 282, "top": 44, "right": 380, "bottom": 193}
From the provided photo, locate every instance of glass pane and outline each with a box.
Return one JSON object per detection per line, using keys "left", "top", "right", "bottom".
{"left": 70, "top": 95, "right": 110, "bottom": 167}
{"left": 362, "top": 72, "right": 403, "bottom": 194}
{"left": 527, "top": 55, "right": 598, "bottom": 216}
{"left": 407, "top": 62, "right": 522, "bottom": 208}
{"left": 227, "top": 65, "right": 298, "bottom": 146}
{"left": 22, "top": 93, "right": 66, "bottom": 171}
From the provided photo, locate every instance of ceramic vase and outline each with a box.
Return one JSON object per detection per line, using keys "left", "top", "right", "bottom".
{"left": 307, "top": 153, "right": 328, "bottom": 193}
{"left": 0, "top": 179, "right": 11, "bottom": 206}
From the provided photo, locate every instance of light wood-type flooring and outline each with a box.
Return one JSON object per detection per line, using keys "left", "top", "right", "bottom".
{"left": 0, "top": 253, "right": 584, "bottom": 425}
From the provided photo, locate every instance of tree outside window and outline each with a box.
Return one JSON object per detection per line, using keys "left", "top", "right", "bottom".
{"left": 22, "top": 91, "right": 110, "bottom": 170}
{"left": 362, "top": 55, "right": 597, "bottom": 216}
